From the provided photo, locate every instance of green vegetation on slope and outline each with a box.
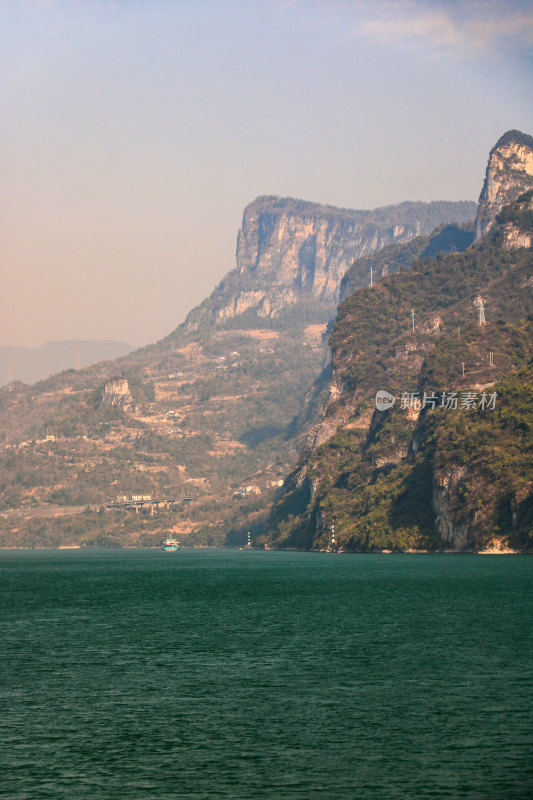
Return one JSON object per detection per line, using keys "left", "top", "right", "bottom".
{"left": 261, "top": 194, "right": 533, "bottom": 552}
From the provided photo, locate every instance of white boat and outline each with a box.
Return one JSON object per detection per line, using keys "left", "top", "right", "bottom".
{"left": 162, "top": 537, "right": 180, "bottom": 551}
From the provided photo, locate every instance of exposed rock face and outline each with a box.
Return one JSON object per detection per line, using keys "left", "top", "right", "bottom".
{"left": 503, "top": 223, "right": 533, "bottom": 250}
{"left": 235, "top": 197, "right": 416, "bottom": 307}
{"left": 216, "top": 287, "right": 299, "bottom": 321}
{"left": 186, "top": 196, "right": 476, "bottom": 329}
{"left": 99, "top": 378, "right": 134, "bottom": 411}
{"left": 475, "top": 129, "right": 533, "bottom": 240}
{"left": 230, "top": 196, "right": 476, "bottom": 316}
{"left": 432, "top": 470, "right": 469, "bottom": 550}
{"left": 501, "top": 192, "right": 533, "bottom": 250}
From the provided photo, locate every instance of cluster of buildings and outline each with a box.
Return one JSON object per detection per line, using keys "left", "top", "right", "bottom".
{"left": 6, "top": 433, "right": 56, "bottom": 451}
{"left": 233, "top": 478, "right": 284, "bottom": 498}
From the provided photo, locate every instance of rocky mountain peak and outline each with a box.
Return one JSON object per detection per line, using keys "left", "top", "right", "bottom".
{"left": 475, "top": 129, "right": 533, "bottom": 240}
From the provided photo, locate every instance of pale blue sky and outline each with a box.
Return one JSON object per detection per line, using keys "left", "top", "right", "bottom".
{"left": 1, "top": 0, "right": 532, "bottom": 348}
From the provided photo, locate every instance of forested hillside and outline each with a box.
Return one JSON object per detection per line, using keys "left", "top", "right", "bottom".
{"left": 261, "top": 192, "right": 533, "bottom": 552}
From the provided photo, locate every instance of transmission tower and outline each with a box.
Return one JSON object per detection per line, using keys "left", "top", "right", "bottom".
{"left": 477, "top": 296, "right": 486, "bottom": 326}
{"left": 7, "top": 360, "right": 13, "bottom": 392}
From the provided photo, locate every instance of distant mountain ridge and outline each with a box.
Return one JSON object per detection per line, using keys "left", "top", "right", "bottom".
{"left": 0, "top": 340, "right": 133, "bottom": 387}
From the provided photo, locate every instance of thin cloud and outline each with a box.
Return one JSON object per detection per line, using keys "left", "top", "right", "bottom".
{"left": 346, "top": 0, "right": 533, "bottom": 58}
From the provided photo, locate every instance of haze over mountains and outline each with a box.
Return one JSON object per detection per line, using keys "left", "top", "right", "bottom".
{"left": 0, "top": 340, "right": 133, "bottom": 388}
{"left": 1, "top": 130, "right": 531, "bottom": 552}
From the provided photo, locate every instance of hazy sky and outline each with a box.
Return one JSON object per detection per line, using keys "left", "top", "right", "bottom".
{"left": 1, "top": 0, "right": 532, "bottom": 349}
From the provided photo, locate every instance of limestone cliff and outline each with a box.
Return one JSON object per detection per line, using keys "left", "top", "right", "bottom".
{"left": 99, "top": 378, "right": 134, "bottom": 411}
{"left": 186, "top": 196, "right": 476, "bottom": 329}
{"left": 475, "top": 129, "right": 533, "bottom": 240}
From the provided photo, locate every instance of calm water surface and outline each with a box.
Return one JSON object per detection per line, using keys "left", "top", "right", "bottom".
{"left": 1, "top": 549, "right": 532, "bottom": 799}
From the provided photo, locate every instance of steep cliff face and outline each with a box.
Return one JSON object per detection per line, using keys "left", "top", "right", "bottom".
{"left": 432, "top": 469, "right": 469, "bottom": 550}
{"left": 231, "top": 196, "right": 476, "bottom": 314}
{"left": 475, "top": 129, "right": 533, "bottom": 240}
{"left": 187, "top": 196, "right": 476, "bottom": 329}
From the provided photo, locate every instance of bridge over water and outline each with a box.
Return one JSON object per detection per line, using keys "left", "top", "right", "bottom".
{"left": 104, "top": 497, "right": 192, "bottom": 514}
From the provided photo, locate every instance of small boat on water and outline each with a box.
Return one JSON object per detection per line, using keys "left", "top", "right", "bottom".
{"left": 162, "top": 537, "right": 180, "bottom": 551}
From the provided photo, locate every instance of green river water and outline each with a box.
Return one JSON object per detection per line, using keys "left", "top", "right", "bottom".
{"left": 1, "top": 548, "right": 531, "bottom": 799}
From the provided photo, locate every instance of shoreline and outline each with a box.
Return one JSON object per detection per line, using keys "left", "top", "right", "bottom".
{"left": 0, "top": 545, "right": 528, "bottom": 554}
